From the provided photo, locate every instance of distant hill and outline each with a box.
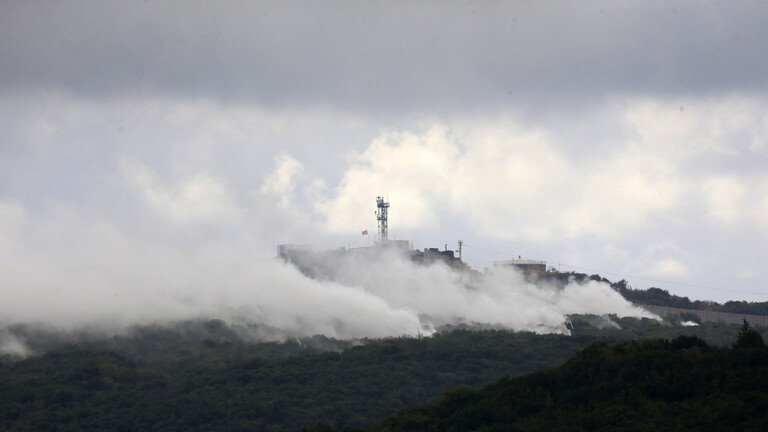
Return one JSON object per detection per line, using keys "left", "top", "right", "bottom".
{"left": 540, "top": 270, "right": 768, "bottom": 317}
{"left": 340, "top": 334, "right": 768, "bottom": 432}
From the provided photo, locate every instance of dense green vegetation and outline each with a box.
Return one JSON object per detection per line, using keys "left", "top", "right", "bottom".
{"left": 0, "top": 328, "right": 582, "bottom": 431}
{"left": 1, "top": 316, "right": 762, "bottom": 431}
{"left": 342, "top": 332, "right": 768, "bottom": 432}
{"left": 613, "top": 281, "right": 762, "bottom": 312}
{"left": 4, "top": 270, "right": 768, "bottom": 432}
{"left": 542, "top": 271, "right": 768, "bottom": 315}
{"left": 613, "top": 278, "right": 768, "bottom": 315}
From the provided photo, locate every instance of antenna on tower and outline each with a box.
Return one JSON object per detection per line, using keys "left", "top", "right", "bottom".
{"left": 458, "top": 240, "right": 463, "bottom": 260}
{"left": 376, "top": 196, "right": 390, "bottom": 245}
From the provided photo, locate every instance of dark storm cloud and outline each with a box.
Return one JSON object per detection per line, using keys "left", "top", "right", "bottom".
{"left": 2, "top": 1, "right": 767, "bottom": 114}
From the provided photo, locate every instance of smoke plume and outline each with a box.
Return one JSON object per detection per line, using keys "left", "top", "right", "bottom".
{"left": 1, "top": 240, "right": 654, "bottom": 353}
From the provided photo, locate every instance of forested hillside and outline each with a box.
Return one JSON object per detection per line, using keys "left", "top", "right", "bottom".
{"left": 1, "top": 316, "right": 760, "bottom": 431}
{"left": 0, "top": 328, "right": 584, "bottom": 431}
{"left": 543, "top": 271, "right": 768, "bottom": 316}
{"left": 342, "top": 330, "right": 768, "bottom": 432}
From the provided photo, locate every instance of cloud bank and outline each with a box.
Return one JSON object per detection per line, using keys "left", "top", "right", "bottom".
{"left": 0, "top": 228, "right": 653, "bottom": 353}
{"left": 2, "top": 0, "right": 768, "bottom": 346}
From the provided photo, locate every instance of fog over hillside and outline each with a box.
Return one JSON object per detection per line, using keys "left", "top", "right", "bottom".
{"left": 0, "top": 242, "right": 655, "bottom": 358}
{"left": 3, "top": 1, "right": 768, "bottom": 356}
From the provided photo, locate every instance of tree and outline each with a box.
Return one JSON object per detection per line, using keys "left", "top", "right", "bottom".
{"left": 734, "top": 320, "right": 765, "bottom": 349}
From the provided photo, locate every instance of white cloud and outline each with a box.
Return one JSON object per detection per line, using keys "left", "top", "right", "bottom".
{"left": 623, "top": 241, "right": 691, "bottom": 279}
{"left": 738, "top": 270, "right": 758, "bottom": 280}
{"left": 0, "top": 201, "right": 25, "bottom": 237}
{"left": 310, "top": 95, "right": 768, "bottom": 253}
{"left": 260, "top": 154, "right": 305, "bottom": 208}
{"left": 0, "top": 331, "right": 30, "bottom": 358}
{"left": 558, "top": 149, "right": 682, "bottom": 239}
{"left": 317, "top": 125, "right": 459, "bottom": 233}
{"left": 3, "top": 89, "right": 768, "bottom": 321}
{"left": 623, "top": 96, "right": 768, "bottom": 159}
{"left": 316, "top": 118, "right": 685, "bottom": 242}
{"left": 3, "top": 0, "right": 768, "bottom": 333}
{"left": 702, "top": 175, "right": 746, "bottom": 224}
{"left": 120, "top": 156, "right": 240, "bottom": 224}
{"left": 450, "top": 123, "right": 572, "bottom": 241}
{"left": 650, "top": 258, "right": 690, "bottom": 278}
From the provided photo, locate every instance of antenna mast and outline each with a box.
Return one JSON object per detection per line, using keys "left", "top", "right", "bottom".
{"left": 376, "top": 196, "right": 390, "bottom": 245}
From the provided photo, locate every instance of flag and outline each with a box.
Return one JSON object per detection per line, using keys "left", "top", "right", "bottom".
{"left": 362, "top": 230, "right": 368, "bottom": 235}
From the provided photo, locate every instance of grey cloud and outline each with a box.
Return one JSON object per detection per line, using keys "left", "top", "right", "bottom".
{"left": 2, "top": 1, "right": 768, "bottom": 115}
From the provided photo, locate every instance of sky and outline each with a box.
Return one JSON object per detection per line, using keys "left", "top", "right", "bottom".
{"left": 2, "top": 0, "right": 768, "bottom": 335}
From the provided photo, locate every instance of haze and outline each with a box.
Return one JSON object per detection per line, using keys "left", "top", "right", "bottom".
{"left": 2, "top": 1, "right": 768, "bottom": 340}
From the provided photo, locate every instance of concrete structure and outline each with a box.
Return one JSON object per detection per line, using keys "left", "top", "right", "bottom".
{"left": 388, "top": 239, "right": 411, "bottom": 250}
{"left": 278, "top": 197, "right": 472, "bottom": 274}
{"left": 494, "top": 258, "right": 547, "bottom": 273}
{"left": 411, "top": 247, "right": 466, "bottom": 270}
{"left": 276, "top": 244, "right": 312, "bottom": 257}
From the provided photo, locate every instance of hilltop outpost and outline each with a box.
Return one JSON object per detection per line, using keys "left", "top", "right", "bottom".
{"left": 278, "top": 197, "right": 473, "bottom": 273}
{"left": 279, "top": 197, "right": 517, "bottom": 274}
{"left": 279, "top": 197, "right": 768, "bottom": 329}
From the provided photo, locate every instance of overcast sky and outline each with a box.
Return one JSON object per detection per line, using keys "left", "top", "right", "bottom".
{"left": 2, "top": 0, "right": 768, "bottom": 313}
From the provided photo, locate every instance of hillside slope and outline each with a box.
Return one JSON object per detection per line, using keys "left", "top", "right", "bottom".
{"left": 1, "top": 317, "right": 763, "bottom": 431}
{"left": 344, "top": 335, "right": 768, "bottom": 432}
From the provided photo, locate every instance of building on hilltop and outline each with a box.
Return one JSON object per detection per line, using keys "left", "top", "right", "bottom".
{"left": 411, "top": 247, "right": 467, "bottom": 270}
{"left": 277, "top": 197, "right": 472, "bottom": 275}
{"left": 387, "top": 239, "right": 411, "bottom": 250}
{"left": 494, "top": 258, "right": 547, "bottom": 274}
{"left": 276, "top": 244, "right": 312, "bottom": 259}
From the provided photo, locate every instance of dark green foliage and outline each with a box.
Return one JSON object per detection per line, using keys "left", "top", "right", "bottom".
{"left": 0, "top": 317, "right": 762, "bottom": 431}
{"left": 735, "top": 320, "right": 765, "bottom": 349}
{"left": 351, "top": 336, "right": 768, "bottom": 432}
{"left": 0, "top": 327, "right": 591, "bottom": 431}
{"left": 4, "top": 320, "right": 356, "bottom": 362}
{"left": 617, "top": 285, "right": 703, "bottom": 309}
{"left": 535, "top": 271, "right": 768, "bottom": 316}
{"left": 720, "top": 300, "right": 768, "bottom": 316}
{"left": 611, "top": 280, "right": 768, "bottom": 316}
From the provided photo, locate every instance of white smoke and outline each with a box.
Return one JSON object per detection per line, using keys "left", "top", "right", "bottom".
{"left": 0, "top": 240, "right": 655, "bottom": 342}
{"left": 282, "top": 247, "right": 656, "bottom": 335}
{"left": 0, "top": 200, "right": 655, "bottom": 341}
{"left": 0, "top": 331, "right": 31, "bottom": 358}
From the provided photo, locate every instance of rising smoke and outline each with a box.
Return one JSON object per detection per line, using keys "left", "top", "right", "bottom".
{"left": 0, "top": 240, "right": 655, "bottom": 357}
{"left": 282, "top": 246, "right": 655, "bottom": 334}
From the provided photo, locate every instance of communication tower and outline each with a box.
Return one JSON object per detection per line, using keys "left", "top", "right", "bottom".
{"left": 376, "top": 196, "right": 390, "bottom": 245}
